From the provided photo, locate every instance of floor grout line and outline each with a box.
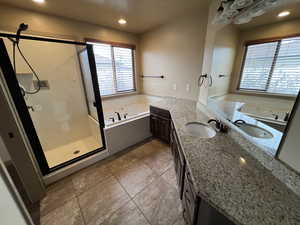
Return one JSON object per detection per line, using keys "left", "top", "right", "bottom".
{"left": 108, "top": 151, "right": 174, "bottom": 225}
{"left": 132, "top": 198, "right": 153, "bottom": 225}
{"left": 75, "top": 196, "right": 87, "bottom": 225}
{"left": 112, "top": 168, "right": 157, "bottom": 225}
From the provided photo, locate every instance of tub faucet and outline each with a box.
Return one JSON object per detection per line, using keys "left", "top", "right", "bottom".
{"left": 272, "top": 114, "right": 279, "bottom": 120}
{"left": 115, "top": 112, "right": 121, "bottom": 121}
{"left": 284, "top": 112, "right": 290, "bottom": 122}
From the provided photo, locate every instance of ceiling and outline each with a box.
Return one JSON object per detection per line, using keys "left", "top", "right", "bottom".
{"left": 237, "top": 0, "right": 300, "bottom": 30}
{"left": 0, "top": 0, "right": 210, "bottom": 34}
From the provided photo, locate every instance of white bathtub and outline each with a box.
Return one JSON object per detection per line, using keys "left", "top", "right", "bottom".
{"left": 102, "top": 94, "right": 162, "bottom": 125}
{"left": 88, "top": 94, "right": 162, "bottom": 155}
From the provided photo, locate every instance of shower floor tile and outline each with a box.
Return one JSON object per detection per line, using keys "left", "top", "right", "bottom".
{"left": 44, "top": 136, "right": 100, "bottom": 168}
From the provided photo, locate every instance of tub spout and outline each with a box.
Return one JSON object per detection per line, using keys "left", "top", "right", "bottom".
{"left": 115, "top": 112, "right": 121, "bottom": 121}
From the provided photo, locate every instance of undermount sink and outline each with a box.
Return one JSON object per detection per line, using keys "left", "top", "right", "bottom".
{"left": 236, "top": 123, "right": 273, "bottom": 139}
{"left": 185, "top": 122, "right": 216, "bottom": 138}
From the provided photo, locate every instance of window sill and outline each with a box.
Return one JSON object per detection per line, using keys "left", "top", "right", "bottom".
{"left": 234, "top": 90, "right": 297, "bottom": 100}
{"left": 101, "top": 90, "right": 138, "bottom": 99}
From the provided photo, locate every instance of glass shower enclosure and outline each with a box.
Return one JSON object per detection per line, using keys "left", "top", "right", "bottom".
{"left": 0, "top": 34, "right": 106, "bottom": 175}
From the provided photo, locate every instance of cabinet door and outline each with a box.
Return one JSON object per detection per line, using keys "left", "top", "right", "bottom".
{"left": 160, "top": 117, "right": 170, "bottom": 143}
{"left": 196, "top": 200, "right": 236, "bottom": 225}
{"left": 150, "top": 115, "right": 160, "bottom": 138}
{"left": 171, "top": 128, "right": 185, "bottom": 199}
{"left": 150, "top": 114, "right": 170, "bottom": 143}
{"left": 182, "top": 170, "right": 201, "bottom": 225}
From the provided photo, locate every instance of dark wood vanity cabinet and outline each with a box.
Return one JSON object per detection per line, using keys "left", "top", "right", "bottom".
{"left": 196, "top": 200, "right": 236, "bottom": 225}
{"left": 182, "top": 169, "right": 200, "bottom": 225}
{"left": 150, "top": 106, "right": 171, "bottom": 143}
{"left": 150, "top": 106, "right": 235, "bottom": 225}
{"left": 182, "top": 169, "right": 235, "bottom": 225}
{"left": 169, "top": 121, "right": 236, "bottom": 225}
{"left": 170, "top": 121, "right": 186, "bottom": 199}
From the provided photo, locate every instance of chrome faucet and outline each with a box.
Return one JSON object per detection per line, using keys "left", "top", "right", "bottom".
{"left": 115, "top": 112, "right": 122, "bottom": 121}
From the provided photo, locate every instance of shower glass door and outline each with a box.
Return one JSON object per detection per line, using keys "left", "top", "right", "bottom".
{"left": 0, "top": 37, "right": 106, "bottom": 174}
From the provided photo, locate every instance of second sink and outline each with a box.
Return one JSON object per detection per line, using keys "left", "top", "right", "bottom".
{"left": 185, "top": 122, "right": 216, "bottom": 138}
{"left": 236, "top": 123, "right": 273, "bottom": 139}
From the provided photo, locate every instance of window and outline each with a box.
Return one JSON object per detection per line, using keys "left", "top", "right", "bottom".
{"left": 92, "top": 42, "right": 135, "bottom": 96}
{"left": 238, "top": 36, "right": 300, "bottom": 96}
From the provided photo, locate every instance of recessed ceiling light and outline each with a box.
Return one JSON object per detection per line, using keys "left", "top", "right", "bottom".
{"left": 33, "top": 0, "right": 45, "bottom": 3}
{"left": 278, "top": 11, "right": 290, "bottom": 17}
{"left": 118, "top": 18, "right": 127, "bottom": 25}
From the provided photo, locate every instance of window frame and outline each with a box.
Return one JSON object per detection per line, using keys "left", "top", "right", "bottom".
{"left": 237, "top": 33, "right": 300, "bottom": 97}
{"left": 85, "top": 38, "right": 137, "bottom": 97}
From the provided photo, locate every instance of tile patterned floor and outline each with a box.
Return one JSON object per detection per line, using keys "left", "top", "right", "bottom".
{"left": 38, "top": 139, "right": 185, "bottom": 225}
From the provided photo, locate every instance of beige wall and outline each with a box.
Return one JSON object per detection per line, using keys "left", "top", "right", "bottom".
{"left": 140, "top": 12, "right": 208, "bottom": 101}
{"left": 230, "top": 18, "right": 300, "bottom": 92}
{"left": 196, "top": 0, "right": 239, "bottom": 104}
{"left": 208, "top": 25, "right": 239, "bottom": 97}
{"left": 0, "top": 4, "right": 141, "bottom": 91}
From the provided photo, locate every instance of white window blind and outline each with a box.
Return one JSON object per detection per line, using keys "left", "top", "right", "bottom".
{"left": 239, "top": 37, "right": 300, "bottom": 96}
{"left": 93, "top": 43, "right": 115, "bottom": 96}
{"left": 114, "top": 47, "right": 135, "bottom": 92}
{"left": 269, "top": 37, "right": 300, "bottom": 95}
{"left": 92, "top": 43, "right": 135, "bottom": 96}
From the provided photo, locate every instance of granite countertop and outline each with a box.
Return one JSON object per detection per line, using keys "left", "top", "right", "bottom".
{"left": 150, "top": 97, "right": 300, "bottom": 225}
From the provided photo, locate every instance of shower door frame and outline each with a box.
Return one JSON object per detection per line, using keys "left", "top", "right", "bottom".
{"left": 0, "top": 34, "right": 106, "bottom": 175}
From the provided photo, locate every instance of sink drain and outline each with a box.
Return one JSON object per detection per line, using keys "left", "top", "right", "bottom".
{"left": 73, "top": 150, "right": 80, "bottom": 155}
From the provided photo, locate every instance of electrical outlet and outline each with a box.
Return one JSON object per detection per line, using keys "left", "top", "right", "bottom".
{"left": 172, "top": 83, "right": 177, "bottom": 91}
{"left": 186, "top": 83, "right": 190, "bottom": 92}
